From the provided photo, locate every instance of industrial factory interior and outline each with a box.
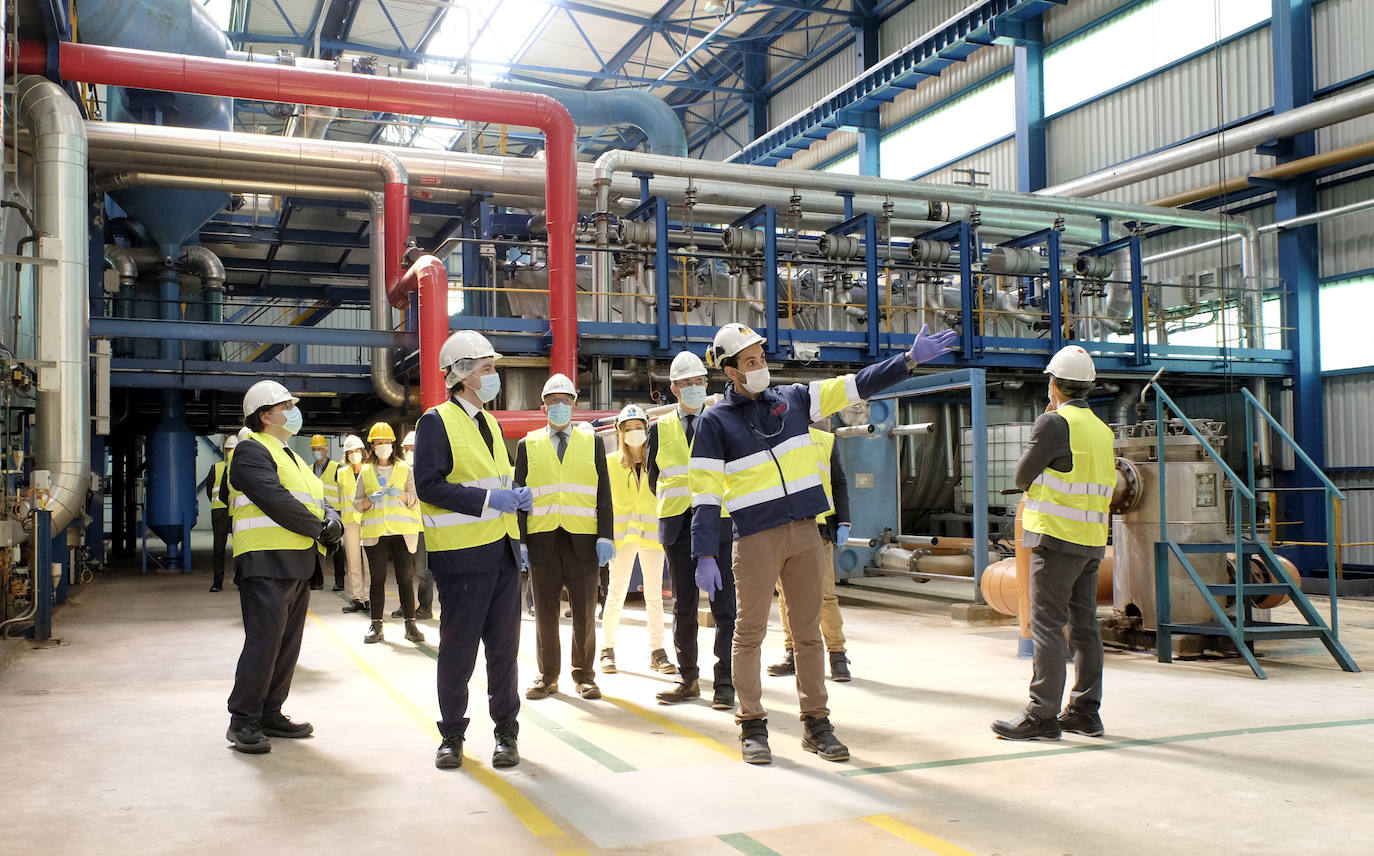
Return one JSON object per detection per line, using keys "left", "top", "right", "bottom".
{"left": 3, "top": 0, "right": 1374, "bottom": 852}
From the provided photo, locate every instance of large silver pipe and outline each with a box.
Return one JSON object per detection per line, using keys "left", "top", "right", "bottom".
{"left": 104, "top": 244, "right": 138, "bottom": 287}
{"left": 1141, "top": 196, "right": 1374, "bottom": 266}
{"left": 1041, "top": 80, "right": 1374, "bottom": 197}
{"left": 180, "top": 245, "right": 225, "bottom": 288}
{"left": 19, "top": 77, "right": 90, "bottom": 537}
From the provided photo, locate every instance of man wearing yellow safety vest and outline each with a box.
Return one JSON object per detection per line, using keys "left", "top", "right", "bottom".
{"left": 226, "top": 380, "right": 343, "bottom": 755}
{"left": 414, "top": 330, "right": 531, "bottom": 771}
{"left": 337, "top": 434, "right": 371, "bottom": 614}
{"left": 353, "top": 422, "right": 425, "bottom": 645}
{"left": 648, "top": 350, "right": 737, "bottom": 710}
{"left": 206, "top": 434, "right": 238, "bottom": 592}
{"left": 690, "top": 322, "right": 956, "bottom": 764}
{"left": 310, "top": 434, "right": 346, "bottom": 593}
{"left": 514, "top": 372, "right": 614, "bottom": 702}
{"left": 993, "top": 345, "right": 1114, "bottom": 742}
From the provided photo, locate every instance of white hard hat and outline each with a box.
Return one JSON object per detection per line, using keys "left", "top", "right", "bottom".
{"left": 669, "top": 351, "right": 707, "bottom": 382}
{"left": 236, "top": 426, "right": 252, "bottom": 441}
{"left": 1045, "top": 345, "right": 1096, "bottom": 382}
{"left": 439, "top": 330, "right": 500, "bottom": 375}
{"left": 341, "top": 434, "right": 365, "bottom": 452}
{"left": 223, "top": 436, "right": 239, "bottom": 452}
{"left": 541, "top": 373, "right": 577, "bottom": 399}
{"left": 401, "top": 431, "right": 417, "bottom": 448}
{"left": 615, "top": 403, "right": 649, "bottom": 427}
{"left": 705, "top": 324, "right": 765, "bottom": 368}
{"left": 242, "top": 379, "right": 298, "bottom": 418}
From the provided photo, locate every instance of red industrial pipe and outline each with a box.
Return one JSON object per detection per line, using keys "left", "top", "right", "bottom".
{"left": 402, "top": 255, "right": 451, "bottom": 410}
{"left": 16, "top": 40, "right": 580, "bottom": 382}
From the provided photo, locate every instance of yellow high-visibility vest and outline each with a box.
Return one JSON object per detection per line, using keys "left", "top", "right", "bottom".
{"left": 336, "top": 464, "right": 361, "bottom": 526}
{"left": 209, "top": 461, "right": 228, "bottom": 511}
{"left": 810, "top": 428, "right": 836, "bottom": 523}
{"left": 359, "top": 460, "right": 422, "bottom": 538}
{"left": 655, "top": 408, "right": 729, "bottom": 520}
{"left": 225, "top": 449, "right": 240, "bottom": 513}
{"left": 607, "top": 450, "right": 659, "bottom": 549}
{"left": 231, "top": 433, "right": 325, "bottom": 556}
{"left": 1022, "top": 405, "right": 1115, "bottom": 547}
{"left": 419, "top": 401, "right": 520, "bottom": 552}
{"left": 524, "top": 425, "right": 599, "bottom": 536}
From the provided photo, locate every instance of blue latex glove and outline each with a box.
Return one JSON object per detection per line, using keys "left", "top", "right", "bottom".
{"left": 908, "top": 323, "right": 959, "bottom": 365}
{"left": 835, "top": 523, "right": 851, "bottom": 545}
{"left": 513, "top": 486, "right": 534, "bottom": 512}
{"left": 489, "top": 489, "right": 524, "bottom": 514}
{"left": 367, "top": 490, "right": 388, "bottom": 505}
{"left": 596, "top": 538, "right": 616, "bottom": 566}
{"left": 382, "top": 485, "right": 403, "bottom": 498}
{"left": 520, "top": 543, "right": 530, "bottom": 571}
{"left": 695, "top": 556, "right": 722, "bottom": 602}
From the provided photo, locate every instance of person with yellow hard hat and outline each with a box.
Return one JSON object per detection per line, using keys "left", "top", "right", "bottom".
{"left": 226, "top": 380, "right": 343, "bottom": 755}
{"left": 205, "top": 434, "right": 238, "bottom": 592}
{"left": 353, "top": 421, "right": 425, "bottom": 645}
{"left": 599, "top": 404, "right": 676, "bottom": 678}
{"left": 992, "top": 345, "right": 1113, "bottom": 742}
{"left": 337, "top": 434, "right": 371, "bottom": 614}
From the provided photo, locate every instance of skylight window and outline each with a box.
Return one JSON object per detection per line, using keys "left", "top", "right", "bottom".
{"left": 420, "top": 0, "right": 556, "bottom": 77}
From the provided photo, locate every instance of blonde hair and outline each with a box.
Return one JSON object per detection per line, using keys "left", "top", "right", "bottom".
{"left": 616, "top": 420, "right": 647, "bottom": 468}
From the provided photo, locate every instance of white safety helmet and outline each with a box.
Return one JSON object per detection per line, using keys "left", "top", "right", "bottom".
{"left": 401, "top": 431, "right": 417, "bottom": 448}
{"left": 705, "top": 324, "right": 765, "bottom": 369}
{"left": 541, "top": 373, "right": 577, "bottom": 400}
{"left": 615, "top": 403, "right": 649, "bottom": 428}
{"left": 1044, "top": 345, "right": 1096, "bottom": 382}
{"left": 341, "top": 434, "right": 365, "bottom": 453}
{"left": 223, "top": 435, "right": 239, "bottom": 452}
{"left": 669, "top": 350, "right": 708, "bottom": 382}
{"left": 236, "top": 426, "right": 253, "bottom": 441}
{"left": 242, "top": 379, "right": 298, "bottom": 418}
{"left": 439, "top": 330, "right": 501, "bottom": 383}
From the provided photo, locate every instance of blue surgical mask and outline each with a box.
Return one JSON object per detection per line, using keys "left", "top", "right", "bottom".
{"left": 679, "top": 385, "right": 707, "bottom": 411}
{"left": 473, "top": 373, "right": 501, "bottom": 403}
{"left": 281, "top": 406, "right": 303, "bottom": 436}
{"left": 547, "top": 403, "right": 573, "bottom": 427}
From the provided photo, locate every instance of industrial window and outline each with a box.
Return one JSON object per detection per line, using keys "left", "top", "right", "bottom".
{"left": 423, "top": 0, "right": 557, "bottom": 76}
{"left": 1043, "top": 0, "right": 1272, "bottom": 117}
{"left": 820, "top": 152, "right": 860, "bottom": 175}
{"left": 879, "top": 73, "right": 1014, "bottom": 181}
{"left": 1319, "top": 276, "right": 1374, "bottom": 371}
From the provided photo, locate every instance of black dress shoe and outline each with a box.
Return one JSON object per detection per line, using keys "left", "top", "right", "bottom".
{"left": 1057, "top": 708, "right": 1105, "bottom": 737}
{"left": 766, "top": 649, "right": 795, "bottom": 676}
{"left": 415, "top": 607, "right": 433, "bottom": 620}
{"left": 392, "top": 607, "right": 404, "bottom": 618}
{"left": 656, "top": 679, "right": 700, "bottom": 704}
{"left": 226, "top": 722, "right": 271, "bottom": 754}
{"left": 435, "top": 734, "right": 463, "bottom": 769}
{"left": 711, "top": 685, "right": 735, "bottom": 711}
{"left": 341, "top": 599, "right": 367, "bottom": 614}
{"left": 332, "top": 582, "right": 344, "bottom": 592}
{"left": 260, "top": 711, "right": 314, "bottom": 738}
{"left": 209, "top": 583, "right": 223, "bottom": 593}
{"left": 991, "top": 712, "right": 1062, "bottom": 741}
{"left": 492, "top": 724, "right": 519, "bottom": 768}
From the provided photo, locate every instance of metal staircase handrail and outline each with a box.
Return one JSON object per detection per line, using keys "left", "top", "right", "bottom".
{"left": 1150, "top": 382, "right": 1254, "bottom": 501}
{"left": 1241, "top": 387, "right": 1346, "bottom": 501}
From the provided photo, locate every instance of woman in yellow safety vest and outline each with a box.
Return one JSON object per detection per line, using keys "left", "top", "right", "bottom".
{"left": 353, "top": 421, "right": 425, "bottom": 645}
{"left": 337, "top": 434, "right": 371, "bottom": 614}
{"left": 599, "top": 404, "right": 677, "bottom": 677}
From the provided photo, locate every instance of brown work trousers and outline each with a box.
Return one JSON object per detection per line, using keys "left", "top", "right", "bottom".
{"left": 779, "top": 539, "right": 846, "bottom": 653}
{"left": 732, "top": 518, "right": 829, "bottom": 723}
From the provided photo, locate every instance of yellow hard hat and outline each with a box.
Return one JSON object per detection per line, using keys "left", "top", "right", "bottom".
{"left": 367, "top": 422, "right": 396, "bottom": 443}
{"left": 310, "top": 434, "right": 328, "bottom": 449}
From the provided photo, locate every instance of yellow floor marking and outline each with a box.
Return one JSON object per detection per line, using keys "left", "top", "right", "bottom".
{"left": 863, "top": 815, "right": 977, "bottom": 856}
{"left": 308, "top": 611, "right": 587, "bottom": 855}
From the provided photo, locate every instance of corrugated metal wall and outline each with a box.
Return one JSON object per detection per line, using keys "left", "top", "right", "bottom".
{"left": 769, "top": 50, "right": 855, "bottom": 125}
{"left": 878, "top": 0, "right": 975, "bottom": 55}
{"left": 1323, "top": 371, "right": 1374, "bottom": 566}
{"left": 1314, "top": 0, "right": 1374, "bottom": 89}
{"left": 698, "top": 115, "right": 750, "bottom": 162}
{"left": 918, "top": 138, "right": 1019, "bottom": 190}
{"left": 1318, "top": 175, "right": 1374, "bottom": 279}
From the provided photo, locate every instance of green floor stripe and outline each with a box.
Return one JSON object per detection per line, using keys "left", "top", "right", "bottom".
{"left": 843, "top": 717, "right": 1374, "bottom": 777}
{"left": 718, "top": 833, "right": 783, "bottom": 856}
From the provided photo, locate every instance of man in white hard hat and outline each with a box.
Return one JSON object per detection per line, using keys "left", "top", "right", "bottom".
{"left": 225, "top": 380, "right": 344, "bottom": 754}
{"left": 392, "top": 430, "right": 433, "bottom": 620}
{"left": 993, "top": 345, "right": 1114, "bottom": 742}
{"left": 649, "top": 349, "right": 738, "bottom": 709}
{"left": 414, "top": 330, "right": 532, "bottom": 771}
{"left": 690, "top": 322, "right": 957, "bottom": 764}
{"left": 514, "top": 372, "right": 614, "bottom": 701}
{"left": 205, "top": 434, "right": 238, "bottom": 592}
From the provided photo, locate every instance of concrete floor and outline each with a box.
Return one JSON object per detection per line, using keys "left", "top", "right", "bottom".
{"left": 4, "top": 555, "right": 1373, "bottom": 856}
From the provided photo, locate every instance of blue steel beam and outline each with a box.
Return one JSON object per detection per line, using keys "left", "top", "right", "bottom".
{"left": 1012, "top": 16, "right": 1046, "bottom": 191}
{"left": 91, "top": 317, "right": 414, "bottom": 348}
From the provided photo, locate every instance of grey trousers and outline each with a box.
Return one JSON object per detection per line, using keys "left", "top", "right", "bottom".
{"left": 1027, "top": 545, "right": 1103, "bottom": 719}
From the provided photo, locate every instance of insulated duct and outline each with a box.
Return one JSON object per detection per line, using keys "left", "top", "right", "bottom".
{"left": 18, "top": 76, "right": 90, "bottom": 537}
{"left": 493, "top": 79, "right": 687, "bottom": 158}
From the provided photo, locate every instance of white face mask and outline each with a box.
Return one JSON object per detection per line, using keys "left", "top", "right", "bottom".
{"left": 348, "top": 451, "right": 363, "bottom": 465}
{"left": 315, "top": 450, "right": 327, "bottom": 461}
{"left": 623, "top": 429, "right": 647, "bottom": 449}
{"left": 737, "top": 366, "right": 770, "bottom": 394}
{"left": 404, "top": 449, "right": 414, "bottom": 466}
{"left": 374, "top": 443, "right": 393, "bottom": 461}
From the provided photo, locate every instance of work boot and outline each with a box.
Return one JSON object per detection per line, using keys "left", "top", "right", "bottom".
{"left": 332, "top": 579, "right": 344, "bottom": 592}
{"left": 829, "top": 651, "right": 851, "bottom": 682}
{"left": 739, "top": 719, "right": 771, "bottom": 765}
{"left": 415, "top": 606, "right": 434, "bottom": 620}
{"left": 711, "top": 684, "right": 735, "bottom": 711}
{"left": 525, "top": 678, "right": 557, "bottom": 699}
{"left": 1057, "top": 708, "right": 1105, "bottom": 737}
{"left": 435, "top": 732, "right": 463, "bottom": 770}
{"left": 226, "top": 721, "right": 271, "bottom": 754}
{"left": 391, "top": 608, "right": 404, "bottom": 618}
{"left": 492, "top": 722, "right": 520, "bottom": 769}
{"left": 260, "top": 711, "right": 313, "bottom": 738}
{"left": 576, "top": 680, "right": 602, "bottom": 700}
{"left": 656, "top": 679, "right": 700, "bottom": 705}
{"left": 363, "top": 620, "right": 384, "bottom": 644}
{"left": 766, "top": 649, "right": 795, "bottom": 677}
{"left": 342, "top": 599, "right": 367, "bottom": 614}
{"left": 404, "top": 620, "right": 425, "bottom": 644}
{"left": 991, "top": 712, "right": 1062, "bottom": 741}
{"left": 599, "top": 648, "right": 616, "bottom": 673}
{"left": 649, "top": 648, "right": 677, "bottom": 674}
{"left": 801, "top": 716, "right": 850, "bottom": 762}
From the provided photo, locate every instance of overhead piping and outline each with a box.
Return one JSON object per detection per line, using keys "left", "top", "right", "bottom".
{"left": 493, "top": 79, "right": 688, "bottom": 157}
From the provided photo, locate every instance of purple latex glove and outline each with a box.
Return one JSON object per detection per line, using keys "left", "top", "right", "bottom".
{"left": 695, "top": 556, "right": 722, "bottom": 601}
{"left": 908, "top": 323, "right": 959, "bottom": 365}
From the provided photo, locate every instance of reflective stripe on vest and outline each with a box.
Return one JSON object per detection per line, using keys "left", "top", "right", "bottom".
{"left": 810, "top": 428, "right": 836, "bottom": 523}
{"left": 657, "top": 408, "right": 729, "bottom": 520}
{"left": 525, "top": 426, "right": 599, "bottom": 535}
{"left": 225, "top": 449, "right": 241, "bottom": 515}
{"left": 1022, "top": 405, "right": 1115, "bottom": 547}
{"left": 359, "top": 461, "right": 422, "bottom": 539}
{"left": 209, "top": 462, "right": 228, "bottom": 510}
{"left": 231, "top": 433, "right": 326, "bottom": 556}
{"left": 607, "top": 450, "right": 659, "bottom": 548}
{"left": 335, "top": 465, "right": 361, "bottom": 525}
{"left": 418, "top": 401, "right": 520, "bottom": 552}
{"left": 693, "top": 430, "right": 823, "bottom": 516}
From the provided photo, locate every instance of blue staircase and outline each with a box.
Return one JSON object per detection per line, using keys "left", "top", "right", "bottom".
{"left": 1150, "top": 384, "right": 1359, "bottom": 679}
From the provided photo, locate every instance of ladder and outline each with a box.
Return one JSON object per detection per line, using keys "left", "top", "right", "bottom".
{"left": 1150, "top": 383, "right": 1358, "bottom": 679}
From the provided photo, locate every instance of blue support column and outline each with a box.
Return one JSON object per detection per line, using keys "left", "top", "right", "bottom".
{"left": 743, "top": 40, "right": 769, "bottom": 143}
{"left": 1012, "top": 17, "right": 1046, "bottom": 192}
{"left": 1129, "top": 235, "right": 1147, "bottom": 365}
{"left": 970, "top": 369, "right": 988, "bottom": 606}
{"left": 864, "top": 213, "right": 879, "bottom": 357}
{"left": 764, "top": 206, "right": 780, "bottom": 355}
{"left": 655, "top": 196, "right": 671, "bottom": 351}
{"left": 31, "top": 510, "right": 52, "bottom": 641}
{"left": 959, "top": 220, "right": 975, "bottom": 361}
{"left": 1047, "top": 229, "right": 1063, "bottom": 354}
{"left": 853, "top": 0, "right": 882, "bottom": 177}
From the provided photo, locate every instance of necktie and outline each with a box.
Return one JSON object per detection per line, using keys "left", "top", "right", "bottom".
{"left": 475, "top": 411, "right": 495, "bottom": 456}
{"left": 684, "top": 415, "right": 695, "bottom": 447}
{"left": 555, "top": 431, "right": 567, "bottom": 461}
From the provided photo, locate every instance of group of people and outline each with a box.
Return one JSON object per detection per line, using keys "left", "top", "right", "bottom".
{"left": 220, "top": 320, "right": 1115, "bottom": 770}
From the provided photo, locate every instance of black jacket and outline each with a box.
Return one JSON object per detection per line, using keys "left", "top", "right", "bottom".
{"left": 820, "top": 444, "right": 850, "bottom": 543}
{"left": 228, "top": 437, "right": 341, "bottom": 580}
{"left": 513, "top": 428, "right": 613, "bottom": 567}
